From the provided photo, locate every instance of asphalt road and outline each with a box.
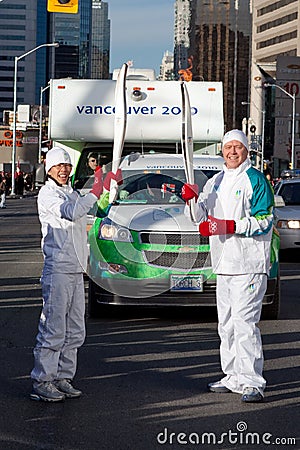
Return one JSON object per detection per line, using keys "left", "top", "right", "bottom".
{"left": 0, "top": 195, "right": 299, "bottom": 450}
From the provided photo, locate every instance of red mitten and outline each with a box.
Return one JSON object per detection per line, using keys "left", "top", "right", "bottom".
{"left": 103, "top": 169, "right": 123, "bottom": 191}
{"left": 90, "top": 166, "right": 103, "bottom": 198}
{"left": 181, "top": 183, "right": 199, "bottom": 202}
{"left": 114, "top": 168, "right": 123, "bottom": 186}
{"left": 199, "top": 215, "right": 235, "bottom": 236}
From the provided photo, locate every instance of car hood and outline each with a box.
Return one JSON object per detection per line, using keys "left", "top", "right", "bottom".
{"left": 274, "top": 205, "right": 300, "bottom": 220}
{"left": 108, "top": 204, "right": 198, "bottom": 232}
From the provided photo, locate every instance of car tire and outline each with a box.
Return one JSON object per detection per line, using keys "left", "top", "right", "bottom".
{"left": 87, "top": 278, "right": 113, "bottom": 318}
{"left": 261, "top": 274, "right": 281, "bottom": 320}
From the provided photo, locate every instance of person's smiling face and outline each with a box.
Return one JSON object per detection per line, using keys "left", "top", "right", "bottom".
{"left": 48, "top": 163, "right": 72, "bottom": 185}
{"left": 222, "top": 140, "right": 248, "bottom": 169}
{"left": 88, "top": 157, "right": 97, "bottom": 171}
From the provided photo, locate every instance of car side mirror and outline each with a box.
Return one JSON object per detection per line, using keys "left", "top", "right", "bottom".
{"left": 274, "top": 195, "right": 285, "bottom": 207}
{"left": 127, "top": 152, "right": 141, "bottom": 166}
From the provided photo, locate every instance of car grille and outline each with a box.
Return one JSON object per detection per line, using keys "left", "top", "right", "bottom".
{"left": 143, "top": 250, "right": 211, "bottom": 270}
{"left": 140, "top": 232, "right": 209, "bottom": 246}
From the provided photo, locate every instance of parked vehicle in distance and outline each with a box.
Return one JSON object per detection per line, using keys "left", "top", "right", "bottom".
{"left": 274, "top": 175, "right": 300, "bottom": 250}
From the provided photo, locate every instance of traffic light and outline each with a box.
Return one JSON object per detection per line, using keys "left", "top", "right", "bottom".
{"left": 250, "top": 151, "right": 257, "bottom": 166}
{"left": 47, "top": 0, "right": 78, "bottom": 14}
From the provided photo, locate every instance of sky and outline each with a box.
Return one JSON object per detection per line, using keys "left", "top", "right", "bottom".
{"left": 108, "top": 0, "right": 175, "bottom": 76}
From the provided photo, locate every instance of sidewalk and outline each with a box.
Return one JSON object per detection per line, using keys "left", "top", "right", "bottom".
{"left": 8, "top": 189, "right": 39, "bottom": 200}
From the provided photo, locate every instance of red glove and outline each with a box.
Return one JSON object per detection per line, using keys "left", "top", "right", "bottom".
{"left": 90, "top": 166, "right": 103, "bottom": 198}
{"left": 199, "top": 215, "right": 235, "bottom": 236}
{"left": 181, "top": 183, "right": 199, "bottom": 202}
{"left": 103, "top": 169, "right": 123, "bottom": 191}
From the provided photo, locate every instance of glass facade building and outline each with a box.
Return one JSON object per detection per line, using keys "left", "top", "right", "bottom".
{"left": 91, "top": 0, "right": 110, "bottom": 79}
{"left": 0, "top": 0, "right": 49, "bottom": 119}
{"left": 189, "top": 0, "right": 252, "bottom": 130}
{"left": 49, "top": 0, "right": 110, "bottom": 80}
{"left": 49, "top": 0, "right": 91, "bottom": 79}
{"left": 0, "top": 0, "right": 111, "bottom": 121}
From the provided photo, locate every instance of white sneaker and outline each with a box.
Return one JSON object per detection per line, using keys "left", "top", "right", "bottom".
{"left": 242, "top": 387, "right": 263, "bottom": 403}
{"left": 30, "top": 381, "right": 65, "bottom": 402}
{"left": 54, "top": 379, "right": 82, "bottom": 398}
{"left": 208, "top": 380, "right": 231, "bottom": 393}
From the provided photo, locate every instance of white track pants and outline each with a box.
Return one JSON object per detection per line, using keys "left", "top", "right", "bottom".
{"left": 31, "top": 272, "right": 86, "bottom": 382}
{"left": 216, "top": 273, "right": 267, "bottom": 395}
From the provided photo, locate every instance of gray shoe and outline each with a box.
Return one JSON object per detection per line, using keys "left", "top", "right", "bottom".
{"left": 54, "top": 379, "right": 82, "bottom": 398}
{"left": 208, "top": 381, "right": 231, "bottom": 393}
{"left": 30, "top": 381, "right": 65, "bottom": 402}
{"left": 242, "top": 387, "right": 263, "bottom": 403}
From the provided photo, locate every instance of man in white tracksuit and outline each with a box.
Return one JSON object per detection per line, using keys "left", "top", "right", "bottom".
{"left": 182, "top": 129, "right": 274, "bottom": 402}
{"left": 30, "top": 146, "right": 118, "bottom": 402}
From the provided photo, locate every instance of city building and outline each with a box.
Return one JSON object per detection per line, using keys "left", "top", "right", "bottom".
{"left": 0, "top": 0, "right": 111, "bottom": 120}
{"left": 174, "top": 0, "right": 192, "bottom": 78}
{"left": 251, "top": 0, "right": 300, "bottom": 173}
{"left": 175, "top": 0, "right": 300, "bottom": 171}
{"left": 159, "top": 50, "right": 174, "bottom": 80}
{"left": 189, "top": 0, "right": 252, "bottom": 130}
{"left": 0, "top": 0, "right": 50, "bottom": 120}
{"left": 49, "top": 0, "right": 110, "bottom": 80}
{"left": 90, "top": 0, "right": 110, "bottom": 79}
{"left": 0, "top": 0, "right": 111, "bottom": 172}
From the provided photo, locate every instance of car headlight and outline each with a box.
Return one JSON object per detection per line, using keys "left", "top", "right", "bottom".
{"left": 99, "top": 219, "right": 133, "bottom": 242}
{"left": 277, "top": 219, "right": 300, "bottom": 229}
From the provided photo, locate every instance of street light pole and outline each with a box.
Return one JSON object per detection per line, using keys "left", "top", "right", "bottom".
{"left": 11, "top": 42, "right": 59, "bottom": 195}
{"left": 241, "top": 101, "right": 265, "bottom": 172}
{"left": 261, "top": 109, "right": 266, "bottom": 172}
{"left": 39, "top": 84, "right": 50, "bottom": 163}
{"left": 291, "top": 91, "right": 296, "bottom": 169}
{"left": 264, "top": 82, "right": 296, "bottom": 170}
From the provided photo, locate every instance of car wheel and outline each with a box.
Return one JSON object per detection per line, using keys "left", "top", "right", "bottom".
{"left": 261, "top": 274, "right": 281, "bottom": 320}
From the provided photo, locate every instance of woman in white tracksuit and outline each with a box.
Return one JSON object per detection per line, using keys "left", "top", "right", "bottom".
{"left": 183, "top": 129, "right": 274, "bottom": 403}
{"left": 30, "top": 146, "right": 115, "bottom": 402}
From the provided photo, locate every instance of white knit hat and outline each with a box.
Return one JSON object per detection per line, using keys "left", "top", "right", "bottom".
{"left": 222, "top": 129, "right": 249, "bottom": 151}
{"left": 45, "top": 147, "right": 72, "bottom": 173}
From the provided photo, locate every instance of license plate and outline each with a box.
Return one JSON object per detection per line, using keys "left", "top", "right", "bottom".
{"left": 170, "top": 274, "right": 204, "bottom": 292}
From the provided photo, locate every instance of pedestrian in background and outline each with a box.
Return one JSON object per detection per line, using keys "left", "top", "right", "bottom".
{"left": 0, "top": 172, "right": 6, "bottom": 208}
{"left": 15, "top": 166, "right": 24, "bottom": 196}
{"left": 182, "top": 129, "right": 274, "bottom": 403}
{"left": 30, "top": 146, "right": 120, "bottom": 402}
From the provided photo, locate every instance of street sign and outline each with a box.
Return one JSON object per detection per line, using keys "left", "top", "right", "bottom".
{"left": 47, "top": 0, "right": 78, "bottom": 14}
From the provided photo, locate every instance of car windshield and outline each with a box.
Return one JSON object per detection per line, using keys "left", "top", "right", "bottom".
{"left": 277, "top": 183, "right": 300, "bottom": 206}
{"left": 72, "top": 150, "right": 221, "bottom": 204}
{"left": 118, "top": 169, "right": 216, "bottom": 204}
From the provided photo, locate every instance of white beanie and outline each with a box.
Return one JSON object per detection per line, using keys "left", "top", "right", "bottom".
{"left": 45, "top": 147, "right": 72, "bottom": 173}
{"left": 222, "top": 129, "right": 249, "bottom": 151}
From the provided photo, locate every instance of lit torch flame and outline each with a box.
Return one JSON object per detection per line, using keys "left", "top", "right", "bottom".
{"left": 178, "top": 56, "right": 193, "bottom": 82}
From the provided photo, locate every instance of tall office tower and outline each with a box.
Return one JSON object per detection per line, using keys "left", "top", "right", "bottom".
{"left": 189, "top": 0, "right": 252, "bottom": 130}
{"left": 49, "top": 0, "right": 91, "bottom": 79}
{"left": 0, "top": 0, "right": 49, "bottom": 120}
{"left": 90, "top": 0, "right": 110, "bottom": 79}
{"left": 252, "top": 0, "right": 300, "bottom": 171}
{"left": 174, "top": 0, "right": 192, "bottom": 78}
{"left": 159, "top": 51, "right": 174, "bottom": 80}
